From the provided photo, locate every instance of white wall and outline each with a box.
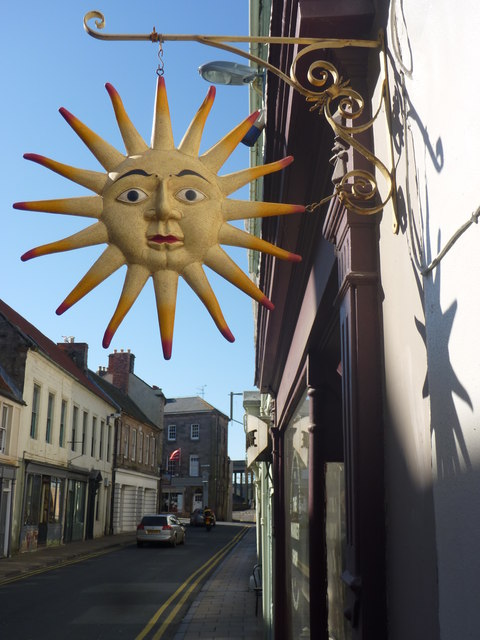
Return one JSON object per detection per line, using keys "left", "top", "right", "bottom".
{"left": 377, "top": 2, "right": 480, "bottom": 638}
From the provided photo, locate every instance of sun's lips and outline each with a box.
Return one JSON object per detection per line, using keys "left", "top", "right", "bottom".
{"left": 149, "top": 234, "right": 181, "bottom": 244}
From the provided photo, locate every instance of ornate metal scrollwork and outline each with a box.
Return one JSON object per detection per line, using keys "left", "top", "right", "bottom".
{"left": 83, "top": 11, "right": 397, "bottom": 230}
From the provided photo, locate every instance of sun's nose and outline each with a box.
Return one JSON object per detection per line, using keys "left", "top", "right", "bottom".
{"left": 149, "top": 181, "right": 181, "bottom": 221}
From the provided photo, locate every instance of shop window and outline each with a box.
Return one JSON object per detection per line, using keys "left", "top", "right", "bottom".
{"left": 326, "top": 463, "right": 350, "bottom": 639}
{"left": 24, "top": 474, "right": 42, "bottom": 525}
{"left": 284, "top": 391, "right": 310, "bottom": 638}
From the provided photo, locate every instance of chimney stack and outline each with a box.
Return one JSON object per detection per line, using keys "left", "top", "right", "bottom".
{"left": 57, "top": 341, "right": 89, "bottom": 371}
{"left": 107, "top": 349, "right": 135, "bottom": 393}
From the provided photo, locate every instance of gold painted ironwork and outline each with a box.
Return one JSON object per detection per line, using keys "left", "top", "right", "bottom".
{"left": 84, "top": 11, "right": 398, "bottom": 231}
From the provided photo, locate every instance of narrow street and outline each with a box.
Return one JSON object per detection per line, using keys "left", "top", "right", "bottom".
{"left": 0, "top": 524, "right": 247, "bottom": 640}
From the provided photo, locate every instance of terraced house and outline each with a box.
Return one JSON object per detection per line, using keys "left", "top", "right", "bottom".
{"left": 0, "top": 300, "right": 118, "bottom": 554}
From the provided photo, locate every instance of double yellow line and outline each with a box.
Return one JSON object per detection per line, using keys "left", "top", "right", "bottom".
{"left": 135, "top": 526, "right": 248, "bottom": 640}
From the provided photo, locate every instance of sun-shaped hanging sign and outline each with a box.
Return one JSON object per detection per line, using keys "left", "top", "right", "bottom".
{"left": 14, "top": 78, "right": 304, "bottom": 358}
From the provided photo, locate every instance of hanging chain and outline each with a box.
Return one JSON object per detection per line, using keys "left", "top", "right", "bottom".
{"left": 156, "top": 40, "right": 165, "bottom": 76}
{"left": 305, "top": 194, "right": 335, "bottom": 213}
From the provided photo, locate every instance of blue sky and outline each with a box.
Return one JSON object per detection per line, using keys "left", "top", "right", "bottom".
{"left": 2, "top": 1, "right": 257, "bottom": 459}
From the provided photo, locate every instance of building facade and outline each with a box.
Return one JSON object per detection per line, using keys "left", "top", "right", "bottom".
{"left": 163, "top": 397, "right": 230, "bottom": 520}
{"left": 92, "top": 366, "right": 163, "bottom": 533}
{"left": 248, "top": 1, "right": 480, "bottom": 639}
{"left": 0, "top": 301, "right": 117, "bottom": 554}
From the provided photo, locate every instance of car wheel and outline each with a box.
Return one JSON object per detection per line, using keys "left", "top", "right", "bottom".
{"left": 171, "top": 535, "right": 177, "bottom": 548}
{"left": 137, "top": 541, "right": 143, "bottom": 548}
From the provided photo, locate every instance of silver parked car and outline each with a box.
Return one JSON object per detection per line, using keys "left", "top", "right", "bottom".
{"left": 136, "top": 513, "right": 186, "bottom": 547}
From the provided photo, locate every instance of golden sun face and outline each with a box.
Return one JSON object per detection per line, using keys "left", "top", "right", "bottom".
{"left": 14, "top": 78, "right": 304, "bottom": 359}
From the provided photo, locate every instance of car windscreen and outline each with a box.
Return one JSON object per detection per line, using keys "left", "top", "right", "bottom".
{"left": 141, "top": 516, "right": 167, "bottom": 526}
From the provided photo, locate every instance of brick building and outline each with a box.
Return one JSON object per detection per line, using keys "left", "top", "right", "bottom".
{"left": 162, "top": 397, "right": 230, "bottom": 520}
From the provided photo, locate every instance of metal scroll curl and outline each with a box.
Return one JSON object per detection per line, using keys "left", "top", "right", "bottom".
{"left": 290, "top": 45, "right": 394, "bottom": 217}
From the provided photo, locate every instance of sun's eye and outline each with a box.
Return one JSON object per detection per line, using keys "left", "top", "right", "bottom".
{"left": 117, "top": 188, "right": 149, "bottom": 204}
{"left": 175, "top": 188, "right": 206, "bottom": 204}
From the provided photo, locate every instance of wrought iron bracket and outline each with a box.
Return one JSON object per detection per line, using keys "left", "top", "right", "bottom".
{"left": 84, "top": 11, "right": 398, "bottom": 232}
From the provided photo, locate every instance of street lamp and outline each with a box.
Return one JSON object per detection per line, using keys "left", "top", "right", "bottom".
{"left": 198, "top": 60, "right": 261, "bottom": 85}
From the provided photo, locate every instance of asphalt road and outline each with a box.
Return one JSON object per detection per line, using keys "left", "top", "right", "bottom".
{"left": 0, "top": 523, "right": 247, "bottom": 640}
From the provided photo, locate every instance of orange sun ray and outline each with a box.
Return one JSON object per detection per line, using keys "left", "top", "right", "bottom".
{"left": 22, "top": 154, "right": 107, "bottom": 194}
{"left": 204, "top": 245, "right": 274, "bottom": 310}
{"left": 59, "top": 107, "right": 125, "bottom": 171}
{"left": 178, "top": 86, "right": 216, "bottom": 156}
{"left": 103, "top": 264, "right": 150, "bottom": 348}
{"left": 105, "top": 83, "right": 148, "bottom": 156}
{"left": 219, "top": 156, "right": 294, "bottom": 196}
{"left": 223, "top": 199, "right": 305, "bottom": 221}
{"left": 151, "top": 77, "right": 174, "bottom": 151}
{"left": 21, "top": 222, "right": 108, "bottom": 261}
{"left": 56, "top": 245, "right": 125, "bottom": 315}
{"left": 218, "top": 224, "right": 302, "bottom": 262}
{"left": 13, "top": 196, "right": 102, "bottom": 218}
{"left": 152, "top": 270, "right": 179, "bottom": 360}
{"left": 182, "top": 262, "right": 234, "bottom": 343}
{"left": 200, "top": 111, "right": 260, "bottom": 173}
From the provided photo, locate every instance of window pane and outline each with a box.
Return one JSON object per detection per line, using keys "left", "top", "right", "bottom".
{"left": 46, "top": 393, "right": 55, "bottom": 443}
{"left": 59, "top": 400, "right": 67, "bottom": 447}
{"left": 284, "top": 391, "right": 310, "bottom": 638}
{"left": 30, "top": 384, "right": 41, "bottom": 439}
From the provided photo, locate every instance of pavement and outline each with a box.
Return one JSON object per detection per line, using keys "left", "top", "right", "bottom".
{"left": 0, "top": 511, "right": 263, "bottom": 639}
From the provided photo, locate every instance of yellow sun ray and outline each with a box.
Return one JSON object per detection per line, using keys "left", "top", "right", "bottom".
{"left": 223, "top": 199, "right": 305, "bottom": 221}
{"left": 16, "top": 79, "right": 306, "bottom": 358}
{"left": 218, "top": 224, "right": 302, "bottom": 263}
{"left": 200, "top": 111, "right": 260, "bottom": 173}
{"left": 13, "top": 196, "right": 102, "bottom": 218}
{"left": 219, "top": 156, "right": 294, "bottom": 196}
{"left": 204, "top": 245, "right": 274, "bottom": 310}
{"left": 182, "top": 262, "right": 234, "bottom": 342}
{"left": 178, "top": 86, "right": 216, "bottom": 156}
{"left": 105, "top": 83, "right": 148, "bottom": 156}
{"left": 103, "top": 264, "right": 150, "bottom": 348}
{"left": 151, "top": 77, "right": 174, "bottom": 150}
{"left": 23, "top": 154, "right": 107, "bottom": 194}
{"left": 21, "top": 222, "right": 108, "bottom": 261}
{"left": 59, "top": 107, "right": 125, "bottom": 171}
{"left": 152, "top": 270, "right": 179, "bottom": 360}
{"left": 56, "top": 245, "right": 126, "bottom": 315}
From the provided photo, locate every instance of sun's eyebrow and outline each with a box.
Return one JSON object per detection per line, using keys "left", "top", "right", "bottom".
{"left": 175, "top": 169, "right": 209, "bottom": 182}
{"left": 114, "top": 169, "right": 153, "bottom": 182}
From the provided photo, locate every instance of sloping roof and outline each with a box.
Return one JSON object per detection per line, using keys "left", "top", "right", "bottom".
{"left": 0, "top": 299, "right": 117, "bottom": 408}
{"left": 89, "top": 370, "right": 160, "bottom": 431}
{"left": 0, "top": 364, "right": 24, "bottom": 405}
{"left": 164, "top": 396, "right": 228, "bottom": 420}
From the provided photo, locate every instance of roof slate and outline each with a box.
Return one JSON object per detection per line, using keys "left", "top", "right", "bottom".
{"left": 0, "top": 299, "right": 117, "bottom": 408}
{"left": 164, "top": 396, "right": 228, "bottom": 419}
